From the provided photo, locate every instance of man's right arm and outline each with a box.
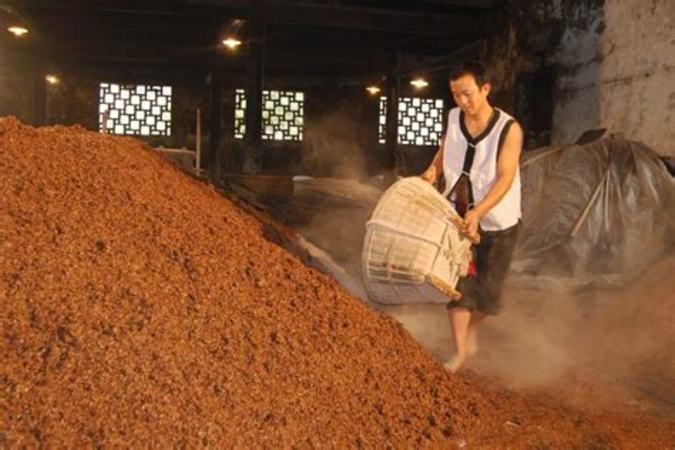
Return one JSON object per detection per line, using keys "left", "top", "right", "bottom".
{"left": 420, "top": 137, "right": 444, "bottom": 183}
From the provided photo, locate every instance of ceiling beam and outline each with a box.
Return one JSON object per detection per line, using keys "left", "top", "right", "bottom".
{"left": 12, "top": 0, "right": 488, "bottom": 38}
{"left": 46, "top": 44, "right": 391, "bottom": 71}
{"left": 8, "top": 0, "right": 243, "bottom": 18}
{"left": 419, "top": 0, "right": 501, "bottom": 9}
{"left": 186, "top": 0, "right": 486, "bottom": 38}
{"left": 269, "top": 3, "right": 484, "bottom": 38}
{"left": 396, "top": 40, "right": 485, "bottom": 76}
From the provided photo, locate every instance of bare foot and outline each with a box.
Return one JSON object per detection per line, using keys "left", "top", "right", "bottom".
{"left": 443, "top": 354, "right": 466, "bottom": 373}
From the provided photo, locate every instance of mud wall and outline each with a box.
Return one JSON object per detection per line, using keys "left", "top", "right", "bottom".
{"left": 551, "top": 0, "right": 674, "bottom": 156}
{"left": 500, "top": 0, "right": 674, "bottom": 156}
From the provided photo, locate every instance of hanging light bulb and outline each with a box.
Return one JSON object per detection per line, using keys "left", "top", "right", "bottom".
{"left": 366, "top": 85, "right": 381, "bottom": 95}
{"left": 221, "top": 18, "right": 245, "bottom": 52}
{"left": 45, "top": 74, "right": 60, "bottom": 85}
{"left": 7, "top": 26, "right": 29, "bottom": 37}
{"left": 410, "top": 78, "right": 429, "bottom": 89}
{"left": 222, "top": 37, "right": 242, "bottom": 50}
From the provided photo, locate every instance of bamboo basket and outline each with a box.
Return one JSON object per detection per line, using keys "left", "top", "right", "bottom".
{"left": 362, "top": 177, "right": 472, "bottom": 305}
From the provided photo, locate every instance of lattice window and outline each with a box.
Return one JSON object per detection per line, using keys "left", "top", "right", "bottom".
{"left": 234, "top": 89, "right": 247, "bottom": 139}
{"left": 378, "top": 98, "right": 388, "bottom": 145}
{"left": 98, "top": 83, "right": 172, "bottom": 136}
{"left": 234, "top": 89, "right": 304, "bottom": 141}
{"left": 378, "top": 96, "right": 444, "bottom": 146}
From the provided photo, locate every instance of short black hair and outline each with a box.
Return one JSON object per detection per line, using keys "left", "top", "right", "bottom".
{"left": 449, "top": 60, "right": 492, "bottom": 87}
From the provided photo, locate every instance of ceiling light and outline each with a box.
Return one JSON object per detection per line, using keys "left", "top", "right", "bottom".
{"left": 222, "top": 37, "right": 242, "bottom": 50}
{"left": 7, "top": 26, "right": 29, "bottom": 37}
{"left": 410, "top": 78, "right": 429, "bottom": 89}
{"left": 45, "top": 74, "right": 60, "bottom": 85}
{"left": 366, "top": 85, "right": 381, "bottom": 95}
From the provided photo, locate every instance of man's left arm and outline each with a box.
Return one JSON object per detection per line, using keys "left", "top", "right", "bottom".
{"left": 462, "top": 122, "right": 523, "bottom": 240}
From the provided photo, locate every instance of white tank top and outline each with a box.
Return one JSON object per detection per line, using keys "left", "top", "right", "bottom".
{"left": 441, "top": 107, "right": 521, "bottom": 231}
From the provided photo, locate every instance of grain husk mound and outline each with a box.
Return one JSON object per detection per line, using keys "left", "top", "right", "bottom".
{"left": 1, "top": 117, "right": 673, "bottom": 448}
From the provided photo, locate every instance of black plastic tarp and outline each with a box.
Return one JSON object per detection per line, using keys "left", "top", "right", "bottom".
{"left": 512, "top": 134, "right": 674, "bottom": 285}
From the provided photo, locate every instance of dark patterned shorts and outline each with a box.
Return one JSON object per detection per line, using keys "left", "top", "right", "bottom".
{"left": 447, "top": 221, "right": 520, "bottom": 315}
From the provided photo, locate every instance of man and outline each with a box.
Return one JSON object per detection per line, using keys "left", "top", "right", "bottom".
{"left": 421, "top": 61, "right": 523, "bottom": 373}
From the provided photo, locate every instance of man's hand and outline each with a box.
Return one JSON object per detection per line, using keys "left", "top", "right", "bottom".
{"left": 461, "top": 209, "right": 481, "bottom": 243}
{"left": 420, "top": 166, "right": 437, "bottom": 184}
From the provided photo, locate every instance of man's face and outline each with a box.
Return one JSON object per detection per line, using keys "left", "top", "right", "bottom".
{"left": 450, "top": 74, "right": 490, "bottom": 116}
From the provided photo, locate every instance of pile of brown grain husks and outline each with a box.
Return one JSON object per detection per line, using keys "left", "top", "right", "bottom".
{"left": 1, "top": 117, "right": 672, "bottom": 448}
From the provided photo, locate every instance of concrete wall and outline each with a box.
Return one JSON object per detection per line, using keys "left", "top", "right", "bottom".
{"left": 550, "top": 0, "right": 675, "bottom": 156}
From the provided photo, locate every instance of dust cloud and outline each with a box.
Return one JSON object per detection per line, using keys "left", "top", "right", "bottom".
{"left": 388, "top": 257, "right": 675, "bottom": 417}
{"left": 282, "top": 174, "right": 675, "bottom": 417}
{"left": 301, "top": 109, "right": 371, "bottom": 179}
